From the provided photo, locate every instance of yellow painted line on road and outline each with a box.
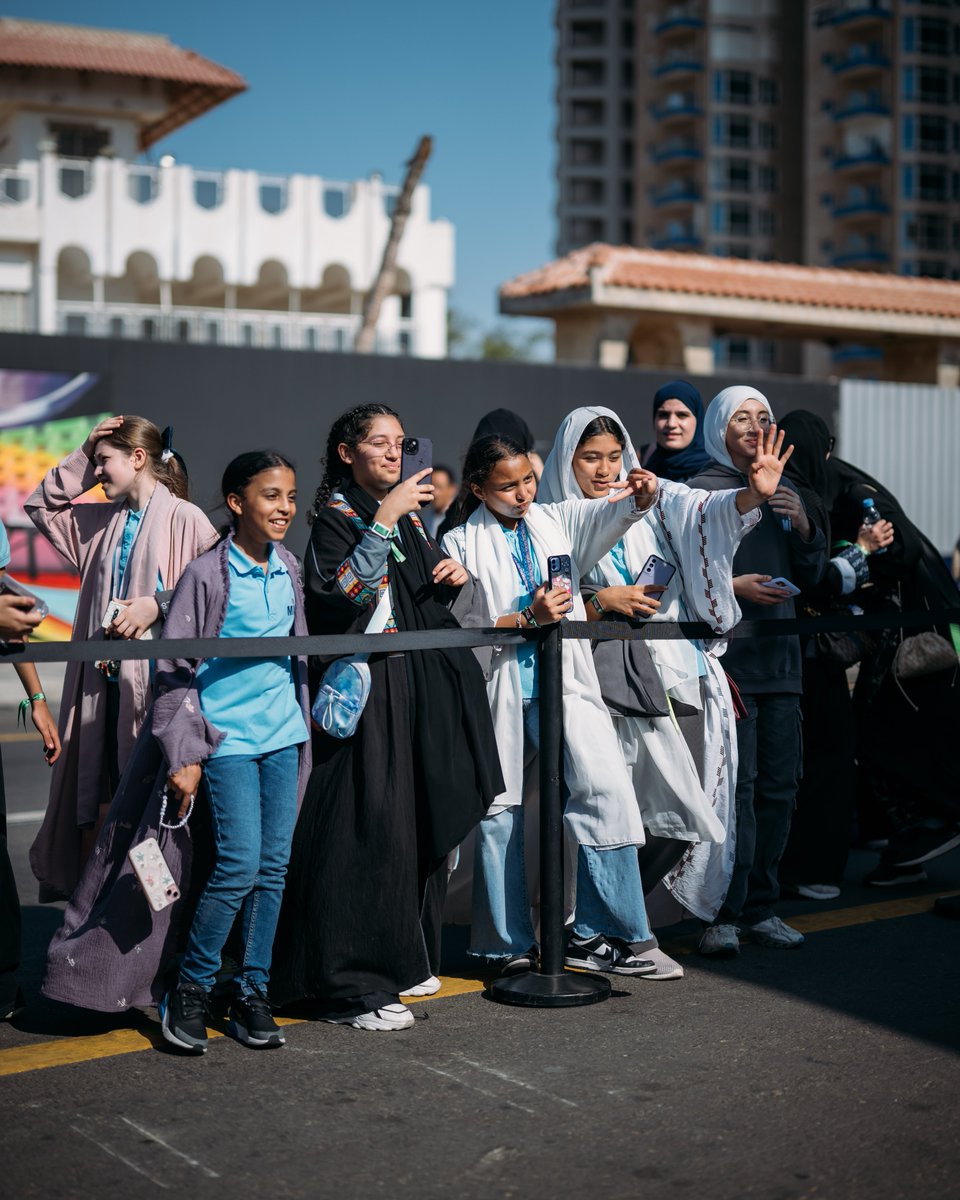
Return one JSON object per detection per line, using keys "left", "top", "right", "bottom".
{"left": 1, "top": 893, "right": 954, "bottom": 1080}
{"left": 0, "top": 976, "right": 486, "bottom": 1079}
{"left": 0, "top": 732, "right": 46, "bottom": 743}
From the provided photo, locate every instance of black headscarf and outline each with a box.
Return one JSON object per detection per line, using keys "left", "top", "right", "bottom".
{"left": 778, "top": 410, "right": 832, "bottom": 547}
{"left": 471, "top": 408, "right": 535, "bottom": 452}
{"left": 642, "top": 380, "right": 713, "bottom": 483}
{"left": 307, "top": 482, "right": 504, "bottom": 858}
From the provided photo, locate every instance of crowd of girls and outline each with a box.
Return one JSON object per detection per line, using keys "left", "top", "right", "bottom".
{"left": 8, "top": 383, "right": 955, "bottom": 1049}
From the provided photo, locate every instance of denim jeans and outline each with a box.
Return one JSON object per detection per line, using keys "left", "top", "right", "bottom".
{"left": 179, "top": 744, "right": 300, "bottom": 996}
{"left": 715, "top": 692, "right": 801, "bottom": 927}
{"left": 469, "top": 700, "right": 651, "bottom": 959}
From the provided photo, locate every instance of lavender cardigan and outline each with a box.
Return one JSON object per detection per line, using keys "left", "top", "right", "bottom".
{"left": 42, "top": 533, "right": 312, "bottom": 1013}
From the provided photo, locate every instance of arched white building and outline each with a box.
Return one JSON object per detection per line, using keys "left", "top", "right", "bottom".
{"left": 0, "top": 18, "right": 453, "bottom": 357}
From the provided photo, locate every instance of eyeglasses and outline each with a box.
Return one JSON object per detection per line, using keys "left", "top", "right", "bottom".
{"left": 357, "top": 438, "right": 404, "bottom": 454}
{"left": 729, "top": 413, "right": 773, "bottom": 430}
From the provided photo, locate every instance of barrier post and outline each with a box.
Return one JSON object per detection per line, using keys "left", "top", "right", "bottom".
{"left": 489, "top": 622, "right": 611, "bottom": 1008}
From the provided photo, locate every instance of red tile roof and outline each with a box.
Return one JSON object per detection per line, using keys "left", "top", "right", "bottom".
{"left": 501, "top": 244, "right": 960, "bottom": 320}
{"left": 0, "top": 18, "right": 246, "bottom": 147}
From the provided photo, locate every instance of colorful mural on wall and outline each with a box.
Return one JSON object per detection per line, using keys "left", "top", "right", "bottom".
{"left": 0, "top": 369, "right": 107, "bottom": 640}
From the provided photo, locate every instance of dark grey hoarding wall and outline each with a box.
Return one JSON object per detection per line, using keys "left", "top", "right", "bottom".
{"left": 0, "top": 333, "right": 838, "bottom": 550}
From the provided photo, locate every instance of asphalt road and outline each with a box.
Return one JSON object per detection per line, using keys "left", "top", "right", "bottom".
{"left": 2, "top": 673, "right": 959, "bottom": 1200}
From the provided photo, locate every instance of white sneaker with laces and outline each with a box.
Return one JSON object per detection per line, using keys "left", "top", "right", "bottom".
{"left": 399, "top": 976, "right": 441, "bottom": 997}
{"left": 743, "top": 916, "right": 805, "bottom": 948}
{"left": 326, "top": 1003, "right": 415, "bottom": 1031}
{"left": 698, "top": 924, "right": 740, "bottom": 957}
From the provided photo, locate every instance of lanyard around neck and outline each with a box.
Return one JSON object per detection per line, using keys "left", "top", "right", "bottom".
{"left": 505, "top": 519, "right": 538, "bottom": 594}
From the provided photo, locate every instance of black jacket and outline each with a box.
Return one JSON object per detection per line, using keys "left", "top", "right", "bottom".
{"left": 688, "top": 464, "right": 827, "bottom": 694}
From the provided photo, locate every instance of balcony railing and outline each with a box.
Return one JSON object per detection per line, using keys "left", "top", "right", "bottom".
{"left": 831, "top": 246, "right": 890, "bottom": 267}
{"left": 650, "top": 181, "right": 701, "bottom": 207}
{"left": 55, "top": 303, "right": 416, "bottom": 355}
{"left": 832, "top": 140, "right": 889, "bottom": 171}
{"left": 650, "top": 138, "right": 701, "bottom": 164}
{"left": 651, "top": 228, "right": 702, "bottom": 250}
{"left": 653, "top": 51, "right": 702, "bottom": 78}
{"left": 831, "top": 43, "right": 891, "bottom": 75}
{"left": 833, "top": 189, "right": 889, "bottom": 218}
{"left": 833, "top": 91, "right": 890, "bottom": 120}
{"left": 816, "top": 1, "right": 892, "bottom": 29}
{"left": 651, "top": 93, "right": 702, "bottom": 122}
{"left": 653, "top": 7, "right": 704, "bottom": 37}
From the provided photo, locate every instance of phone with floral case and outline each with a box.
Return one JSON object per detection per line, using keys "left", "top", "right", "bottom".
{"left": 128, "top": 837, "right": 180, "bottom": 912}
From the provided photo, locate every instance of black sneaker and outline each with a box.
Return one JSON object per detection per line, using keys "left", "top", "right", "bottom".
{"left": 564, "top": 934, "right": 657, "bottom": 976}
{"left": 0, "top": 985, "right": 25, "bottom": 1023}
{"left": 159, "top": 982, "right": 210, "bottom": 1054}
{"left": 863, "top": 862, "right": 928, "bottom": 888}
{"left": 889, "top": 825, "right": 960, "bottom": 868}
{"left": 228, "top": 992, "right": 285, "bottom": 1049}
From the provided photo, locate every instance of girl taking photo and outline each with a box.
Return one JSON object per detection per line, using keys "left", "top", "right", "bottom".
{"left": 26, "top": 416, "right": 216, "bottom": 901}
{"left": 441, "top": 433, "right": 662, "bottom": 977}
{"left": 155, "top": 451, "right": 311, "bottom": 1053}
{"left": 273, "top": 404, "right": 503, "bottom": 1032}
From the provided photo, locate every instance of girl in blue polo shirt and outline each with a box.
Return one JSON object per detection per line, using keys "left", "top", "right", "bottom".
{"left": 154, "top": 451, "right": 310, "bottom": 1055}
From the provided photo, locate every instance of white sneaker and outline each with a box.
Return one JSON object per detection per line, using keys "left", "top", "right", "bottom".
{"left": 326, "top": 1003, "right": 415, "bottom": 1031}
{"left": 791, "top": 883, "right": 841, "bottom": 901}
{"left": 399, "top": 976, "right": 441, "bottom": 997}
{"left": 639, "top": 948, "right": 684, "bottom": 981}
{"left": 743, "top": 916, "right": 805, "bottom": 948}
{"left": 698, "top": 924, "right": 740, "bottom": 957}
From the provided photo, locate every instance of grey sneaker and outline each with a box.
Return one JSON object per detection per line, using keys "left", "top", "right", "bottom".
{"left": 743, "top": 916, "right": 804, "bottom": 948}
{"left": 698, "top": 924, "right": 740, "bottom": 957}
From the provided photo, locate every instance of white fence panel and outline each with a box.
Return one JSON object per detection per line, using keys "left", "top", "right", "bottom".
{"left": 838, "top": 380, "right": 960, "bottom": 555}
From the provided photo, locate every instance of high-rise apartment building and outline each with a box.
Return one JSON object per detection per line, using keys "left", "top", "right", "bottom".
{"left": 554, "top": 0, "right": 960, "bottom": 369}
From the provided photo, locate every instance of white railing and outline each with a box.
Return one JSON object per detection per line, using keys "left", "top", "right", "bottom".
{"left": 55, "top": 303, "right": 416, "bottom": 355}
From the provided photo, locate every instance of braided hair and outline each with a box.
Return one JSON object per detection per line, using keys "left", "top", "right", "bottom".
{"left": 310, "top": 403, "right": 400, "bottom": 522}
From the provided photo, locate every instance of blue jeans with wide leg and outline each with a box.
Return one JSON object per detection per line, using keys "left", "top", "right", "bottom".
{"left": 179, "top": 744, "right": 300, "bottom": 997}
{"left": 469, "top": 701, "right": 651, "bottom": 959}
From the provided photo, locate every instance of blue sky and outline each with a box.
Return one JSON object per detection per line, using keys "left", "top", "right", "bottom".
{"left": 11, "top": 0, "right": 557, "bottom": 341}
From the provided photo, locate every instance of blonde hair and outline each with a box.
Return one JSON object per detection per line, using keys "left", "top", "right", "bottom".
{"left": 102, "top": 416, "right": 189, "bottom": 501}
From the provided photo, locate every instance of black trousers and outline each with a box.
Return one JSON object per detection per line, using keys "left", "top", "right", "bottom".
{"left": 0, "top": 747, "right": 20, "bottom": 1008}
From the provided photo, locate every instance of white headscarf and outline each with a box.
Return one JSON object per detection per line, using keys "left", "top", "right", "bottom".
{"left": 702, "top": 385, "right": 774, "bottom": 471}
{"left": 538, "top": 406, "right": 638, "bottom": 504}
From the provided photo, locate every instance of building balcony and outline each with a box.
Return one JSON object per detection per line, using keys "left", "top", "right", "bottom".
{"left": 832, "top": 142, "right": 889, "bottom": 173}
{"left": 831, "top": 44, "right": 891, "bottom": 77}
{"left": 650, "top": 138, "right": 702, "bottom": 165}
{"left": 653, "top": 8, "right": 704, "bottom": 38}
{"left": 833, "top": 190, "right": 889, "bottom": 218}
{"left": 651, "top": 228, "right": 702, "bottom": 250}
{"left": 653, "top": 52, "right": 702, "bottom": 79}
{"left": 54, "top": 302, "right": 416, "bottom": 355}
{"left": 650, "top": 182, "right": 701, "bottom": 208}
{"left": 831, "top": 344, "right": 884, "bottom": 364}
{"left": 651, "top": 94, "right": 702, "bottom": 123}
{"left": 833, "top": 92, "right": 890, "bottom": 120}
{"left": 816, "top": 2, "right": 892, "bottom": 30}
{"left": 831, "top": 247, "right": 890, "bottom": 267}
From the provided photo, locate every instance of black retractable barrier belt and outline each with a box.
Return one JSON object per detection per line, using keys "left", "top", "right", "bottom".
{"left": 0, "top": 607, "right": 957, "bottom": 663}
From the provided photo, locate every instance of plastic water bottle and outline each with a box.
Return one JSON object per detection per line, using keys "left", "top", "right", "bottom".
{"left": 861, "top": 497, "right": 886, "bottom": 554}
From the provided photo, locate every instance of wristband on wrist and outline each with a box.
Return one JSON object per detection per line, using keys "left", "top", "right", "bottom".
{"left": 590, "top": 594, "right": 605, "bottom": 615}
{"left": 17, "top": 693, "right": 45, "bottom": 728}
{"left": 370, "top": 521, "right": 394, "bottom": 540}
{"left": 522, "top": 605, "right": 539, "bottom": 629}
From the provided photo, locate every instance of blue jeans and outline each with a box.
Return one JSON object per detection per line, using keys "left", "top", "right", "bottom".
{"left": 179, "top": 744, "right": 300, "bottom": 996}
{"left": 469, "top": 701, "right": 651, "bottom": 959}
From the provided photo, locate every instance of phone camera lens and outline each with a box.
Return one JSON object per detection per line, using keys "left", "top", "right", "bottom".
{"left": 404, "top": 438, "right": 418, "bottom": 453}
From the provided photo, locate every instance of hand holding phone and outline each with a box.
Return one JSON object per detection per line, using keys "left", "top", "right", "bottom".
{"left": 0, "top": 575, "right": 49, "bottom": 622}
{"left": 400, "top": 436, "right": 433, "bottom": 487}
{"left": 760, "top": 575, "right": 801, "bottom": 597}
{"left": 547, "top": 554, "right": 573, "bottom": 596}
{"left": 635, "top": 554, "right": 676, "bottom": 591}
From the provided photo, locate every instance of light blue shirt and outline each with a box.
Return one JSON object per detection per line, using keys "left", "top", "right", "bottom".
{"left": 196, "top": 543, "right": 308, "bottom": 758}
{"left": 0, "top": 520, "right": 10, "bottom": 570}
{"left": 502, "top": 524, "right": 542, "bottom": 699}
{"left": 116, "top": 507, "right": 144, "bottom": 593}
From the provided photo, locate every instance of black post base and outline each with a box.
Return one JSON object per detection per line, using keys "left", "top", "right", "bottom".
{"left": 488, "top": 969, "right": 611, "bottom": 1008}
